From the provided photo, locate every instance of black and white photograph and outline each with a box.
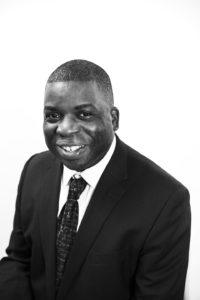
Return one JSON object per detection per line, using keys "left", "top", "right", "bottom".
{"left": 0, "top": 1, "right": 199, "bottom": 299}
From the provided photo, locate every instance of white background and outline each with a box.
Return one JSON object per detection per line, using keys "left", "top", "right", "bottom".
{"left": 0, "top": 0, "right": 199, "bottom": 299}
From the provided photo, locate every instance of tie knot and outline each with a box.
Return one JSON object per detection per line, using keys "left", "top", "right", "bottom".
{"left": 68, "top": 175, "right": 87, "bottom": 200}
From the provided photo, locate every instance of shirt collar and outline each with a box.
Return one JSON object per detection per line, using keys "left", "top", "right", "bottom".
{"left": 62, "top": 135, "right": 116, "bottom": 188}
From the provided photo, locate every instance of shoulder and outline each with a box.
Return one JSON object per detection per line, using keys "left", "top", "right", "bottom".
{"left": 118, "top": 137, "right": 189, "bottom": 196}
{"left": 117, "top": 138, "right": 190, "bottom": 231}
{"left": 17, "top": 150, "right": 61, "bottom": 197}
{"left": 27, "top": 150, "right": 55, "bottom": 165}
{"left": 21, "top": 150, "right": 59, "bottom": 177}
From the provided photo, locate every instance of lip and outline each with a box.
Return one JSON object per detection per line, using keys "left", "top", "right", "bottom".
{"left": 56, "top": 141, "right": 85, "bottom": 147}
{"left": 56, "top": 144, "right": 86, "bottom": 158}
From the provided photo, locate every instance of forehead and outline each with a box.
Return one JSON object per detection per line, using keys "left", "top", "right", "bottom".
{"left": 44, "top": 81, "right": 107, "bottom": 107}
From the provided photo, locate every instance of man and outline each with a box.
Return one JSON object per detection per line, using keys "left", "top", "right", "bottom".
{"left": 0, "top": 59, "right": 191, "bottom": 300}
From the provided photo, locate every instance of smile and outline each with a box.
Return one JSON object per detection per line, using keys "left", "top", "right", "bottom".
{"left": 58, "top": 144, "right": 85, "bottom": 154}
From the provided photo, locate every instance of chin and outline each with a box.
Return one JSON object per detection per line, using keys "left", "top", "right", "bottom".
{"left": 61, "top": 158, "right": 86, "bottom": 171}
{"left": 64, "top": 163, "right": 86, "bottom": 172}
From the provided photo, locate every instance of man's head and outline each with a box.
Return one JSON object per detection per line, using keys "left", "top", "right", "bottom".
{"left": 43, "top": 59, "right": 119, "bottom": 171}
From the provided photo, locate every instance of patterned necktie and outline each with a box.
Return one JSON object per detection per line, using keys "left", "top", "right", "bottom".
{"left": 56, "top": 175, "right": 87, "bottom": 290}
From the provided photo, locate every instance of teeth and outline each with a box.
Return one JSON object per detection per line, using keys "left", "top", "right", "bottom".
{"left": 61, "top": 145, "right": 84, "bottom": 152}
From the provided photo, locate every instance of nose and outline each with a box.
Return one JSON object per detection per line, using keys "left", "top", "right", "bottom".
{"left": 56, "top": 115, "right": 79, "bottom": 136}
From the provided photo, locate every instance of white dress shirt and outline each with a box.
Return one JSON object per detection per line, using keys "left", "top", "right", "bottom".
{"left": 58, "top": 136, "right": 116, "bottom": 230}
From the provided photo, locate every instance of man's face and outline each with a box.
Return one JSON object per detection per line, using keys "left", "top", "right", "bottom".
{"left": 43, "top": 81, "right": 119, "bottom": 171}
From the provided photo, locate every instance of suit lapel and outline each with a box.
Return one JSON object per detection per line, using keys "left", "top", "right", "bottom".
{"left": 57, "top": 137, "right": 128, "bottom": 300}
{"left": 38, "top": 158, "right": 62, "bottom": 300}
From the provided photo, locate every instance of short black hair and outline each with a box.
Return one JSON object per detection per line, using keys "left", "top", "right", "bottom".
{"left": 47, "top": 59, "right": 114, "bottom": 105}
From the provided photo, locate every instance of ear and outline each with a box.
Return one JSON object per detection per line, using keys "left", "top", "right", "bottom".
{"left": 110, "top": 107, "right": 119, "bottom": 131}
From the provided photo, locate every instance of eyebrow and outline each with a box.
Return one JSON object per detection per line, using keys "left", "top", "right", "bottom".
{"left": 74, "top": 104, "right": 95, "bottom": 110}
{"left": 44, "top": 104, "right": 96, "bottom": 110}
{"left": 44, "top": 106, "right": 56, "bottom": 111}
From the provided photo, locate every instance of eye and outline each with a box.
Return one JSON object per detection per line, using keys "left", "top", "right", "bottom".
{"left": 44, "top": 111, "right": 61, "bottom": 122}
{"left": 78, "top": 111, "right": 93, "bottom": 120}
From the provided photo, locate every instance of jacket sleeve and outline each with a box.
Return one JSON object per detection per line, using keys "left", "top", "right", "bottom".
{"left": 132, "top": 187, "right": 191, "bottom": 300}
{"left": 0, "top": 157, "right": 35, "bottom": 300}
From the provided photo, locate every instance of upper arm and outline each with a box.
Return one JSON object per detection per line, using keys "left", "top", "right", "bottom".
{"left": 133, "top": 187, "right": 191, "bottom": 300}
{"left": 0, "top": 156, "right": 36, "bottom": 300}
{"left": 4, "top": 155, "right": 36, "bottom": 262}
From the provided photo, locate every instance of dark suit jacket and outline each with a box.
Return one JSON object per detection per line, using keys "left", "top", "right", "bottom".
{"left": 0, "top": 137, "right": 191, "bottom": 300}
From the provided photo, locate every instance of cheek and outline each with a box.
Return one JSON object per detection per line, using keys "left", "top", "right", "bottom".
{"left": 83, "top": 123, "right": 99, "bottom": 135}
{"left": 43, "top": 124, "right": 56, "bottom": 143}
{"left": 85, "top": 125, "right": 113, "bottom": 150}
{"left": 82, "top": 117, "right": 112, "bottom": 138}
{"left": 43, "top": 123, "right": 55, "bottom": 134}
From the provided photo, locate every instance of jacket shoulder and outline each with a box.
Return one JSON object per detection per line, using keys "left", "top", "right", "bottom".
{"left": 121, "top": 140, "right": 188, "bottom": 194}
{"left": 27, "top": 150, "right": 55, "bottom": 165}
{"left": 22, "top": 150, "right": 58, "bottom": 176}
